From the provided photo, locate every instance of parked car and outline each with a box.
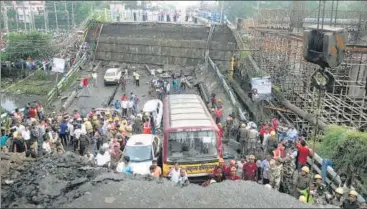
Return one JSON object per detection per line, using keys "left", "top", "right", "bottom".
{"left": 104, "top": 68, "right": 122, "bottom": 85}
{"left": 122, "top": 134, "right": 162, "bottom": 175}
{"left": 143, "top": 99, "right": 163, "bottom": 129}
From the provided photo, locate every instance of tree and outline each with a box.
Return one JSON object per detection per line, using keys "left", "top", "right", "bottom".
{"left": 222, "top": 1, "right": 257, "bottom": 21}
{"left": 318, "top": 125, "right": 367, "bottom": 197}
{"left": 6, "top": 32, "right": 54, "bottom": 61}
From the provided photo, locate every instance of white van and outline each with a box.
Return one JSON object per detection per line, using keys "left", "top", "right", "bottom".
{"left": 121, "top": 134, "right": 162, "bottom": 175}
{"left": 142, "top": 99, "right": 163, "bottom": 129}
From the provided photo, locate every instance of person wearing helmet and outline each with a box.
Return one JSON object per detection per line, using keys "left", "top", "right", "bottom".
{"left": 224, "top": 114, "right": 234, "bottom": 139}
{"left": 238, "top": 123, "right": 248, "bottom": 156}
{"left": 299, "top": 195, "right": 307, "bottom": 203}
{"left": 313, "top": 174, "right": 328, "bottom": 205}
{"left": 342, "top": 190, "right": 360, "bottom": 209}
{"left": 294, "top": 166, "right": 310, "bottom": 198}
{"left": 328, "top": 187, "right": 345, "bottom": 207}
{"left": 84, "top": 118, "right": 94, "bottom": 137}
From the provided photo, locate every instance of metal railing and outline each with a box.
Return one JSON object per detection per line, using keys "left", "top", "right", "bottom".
{"left": 207, "top": 56, "right": 247, "bottom": 122}
{"left": 46, "top": 54, "right": 87, "bottom": 105}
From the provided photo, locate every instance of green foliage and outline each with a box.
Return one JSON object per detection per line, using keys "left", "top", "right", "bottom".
{"left": 319, "top": 125, "right": 367, "bottom": 195}
{"left": 1, "top": 52, "right": 9, "bottom": 61}
{"left": 33, "top": 70, "right": 47, "bottom": 80}
{"left": 6, "top": 32, "right": 54, "bottom": 61}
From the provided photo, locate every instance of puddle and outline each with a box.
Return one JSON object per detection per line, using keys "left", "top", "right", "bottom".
{"left": 0, "top": 93, "right": 44, "bottom": 112}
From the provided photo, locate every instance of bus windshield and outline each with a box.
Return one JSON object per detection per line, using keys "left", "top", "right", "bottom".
{"left": 168, "top": 130, "right": 217, "bottom": 160}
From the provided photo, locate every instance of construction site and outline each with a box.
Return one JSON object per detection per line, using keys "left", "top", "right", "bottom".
{"left": 233, "top": 1, "right": 367, "bottom": 137}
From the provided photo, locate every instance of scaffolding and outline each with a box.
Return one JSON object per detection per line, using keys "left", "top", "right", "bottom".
{"left": 240, "top": 3, "right": 367, "bottom": 136}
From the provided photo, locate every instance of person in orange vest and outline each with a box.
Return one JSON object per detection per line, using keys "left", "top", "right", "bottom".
{"left": 272, "top": 143, "right": 286, "bottom": 159}
{"left": 143, "top": 119, "right": 151, "bottom": 134}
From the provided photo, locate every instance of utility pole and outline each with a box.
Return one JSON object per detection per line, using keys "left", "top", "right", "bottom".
{"left": 219, "top": 1, "right": 224, "bottom": 24}
{"left": 2, "top": 4, "right": 9, "bottom": 35}
{"left": 28, "top": 4, "right": 35, "bottom": 31}
{"left": 71, "top": 2, "right": 75, "bottom": 28}
{"left": 54, "top": 1, "right": 59, "bottom": 33}
{"left": 64, "top": 1, "right": 70, "bottom": 32}
{"left": 22, "top": 2, "right": 27, "bottom": 32}
{"left": 15, "top": 10, "right": 19, "bottom": 31}
{"left": 44, "top": 4, "right": 49, "bottom": 32}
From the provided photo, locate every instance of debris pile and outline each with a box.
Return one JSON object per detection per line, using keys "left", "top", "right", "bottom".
{"left": 1, "top": 152, "right": 314, "bottom": 208}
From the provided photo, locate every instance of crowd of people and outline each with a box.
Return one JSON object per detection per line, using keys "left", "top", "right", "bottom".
{"left": 0, "top": 71, "right": 365, "bottom": 208}
{"left": 203, "top": 93, "right": 365, "bottom": 208}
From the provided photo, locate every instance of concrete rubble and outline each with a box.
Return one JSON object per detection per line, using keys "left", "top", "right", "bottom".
{"left": 1, "top": 152, "right": 314, "bottom": 208}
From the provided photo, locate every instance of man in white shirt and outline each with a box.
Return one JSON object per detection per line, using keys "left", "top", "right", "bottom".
{"left": 42, "top": 138, "right": 52, "bottom": 154}
{"left": 168, "top": 162, "right": 181, "bottom": 184}
{"left": 16, "top": 123, "right": 25, "bottom": 133}
{"left": 121, "top": 99, "right": 129, "bottom": 117}
{"left": 91, "top": 72, "right": 98, "bottom": 87}
{"left": 67, "top": 119, "right": 74, "bottom": 142}
{"left": 22, "top": 126, "right": 31, "bottom": 148}
{"left": 73, "top": 124, "right": 83, "bottom": 151}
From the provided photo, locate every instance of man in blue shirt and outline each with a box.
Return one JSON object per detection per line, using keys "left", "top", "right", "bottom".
{"left": 1, "top": 129, "right": 9, "bottom": 148}
{"left": 114, "top": 100, "right": 121, "bottom": 115}
{"left": 59, "top": 120, "right": 69, "bottom": 147}
{"left": 122, "top": 156, "right": 134, "bottom": 174}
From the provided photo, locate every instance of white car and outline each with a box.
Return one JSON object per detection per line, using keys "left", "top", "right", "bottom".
{"left": 143, "top": 99, "right": 163, "bottom": 129}
{"left": 104, "top": 68, "right": 122, "bottom": 85}
{"left": 122, "top": 134, "right": 162, "bottom": 175}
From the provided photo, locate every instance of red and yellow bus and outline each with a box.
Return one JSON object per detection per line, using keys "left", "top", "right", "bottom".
{"left": 162, "top": 94, "right": 223, "bottom": 179}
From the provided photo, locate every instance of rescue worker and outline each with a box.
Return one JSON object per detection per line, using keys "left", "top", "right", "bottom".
{"left": 299, "top": 195, "right": 307, "bottom": 203}
{"left": 269, "top": 157, "right": 283, "bottom": 191}
{"left": 92, "top": 116, "right": 101, "bottom": 133}
{"left": 263, "top": 130, "right": 277, "bottom": 156}
{"left": 77, "top": 133, "right": 90, "bottom": 156}
{"left": 84, "top": 118, "right": 94, "bottom": 137}
{"left": 134, "top": 114, "right": 143, "bottom": 134}
{"left": 242, "top": 155, "right": 257, "bottom": 181}
{"left": 313, "top": 174, "right": 328, "bottom": 205}
{"left": 282, "top": 155, "right": 296, "bottom": 194}
{"left": 143, "top": 118, "right": 152, "bottom": 134}
{"left": 238, "top": 123, "right": 248, "bottom": 156}
{"left": 328, "top": 187, "right": 344, "bottom": 208}
{"left": 247, "top": 125, "right": 259, "bottom": 154}
{"left": 224, "top": 114, "right": 233, "bottom": 139}
{"left": 294, "top": 166, "right": 310, "bottom": 198}
{"left": 125, "top": 120, "right": 133, "bottom": 141}
{"left": 342, "top": 190, "right": 360, "bottom": 209}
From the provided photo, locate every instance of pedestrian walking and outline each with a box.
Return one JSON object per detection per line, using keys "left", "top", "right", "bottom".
{"left": 81, "top": 77, "right": 90, "bottom": 97}
{"left": 92, "top": 72, "right": 98, "bottom": 87}
{"left": 133, "top": 71, "right": 140, "bottom": 87}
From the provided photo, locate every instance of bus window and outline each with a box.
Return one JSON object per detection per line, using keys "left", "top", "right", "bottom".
{"left": 168, "top": 130, "right": 217, "bottom": 160}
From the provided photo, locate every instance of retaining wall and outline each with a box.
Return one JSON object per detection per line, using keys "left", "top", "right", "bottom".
{"left": 94, "top": 22, "right": 236, "bottom": 66}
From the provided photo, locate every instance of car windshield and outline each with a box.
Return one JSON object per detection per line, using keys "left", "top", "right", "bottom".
{"left": 168, "top": 130, "right": 218, "bottom": 160}
{"left": 105, "top": 72, "right": 116, "bottom": 76}
{"left": 124, "top": 145, "right": 153, "bottom": 162}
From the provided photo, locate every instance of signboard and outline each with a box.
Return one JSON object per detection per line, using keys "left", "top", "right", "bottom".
{"left": 251, "top": 76, "right": 272, "bottom": 102}
{"left": 52, "top": 58, "right": 66, "bottom": 73}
